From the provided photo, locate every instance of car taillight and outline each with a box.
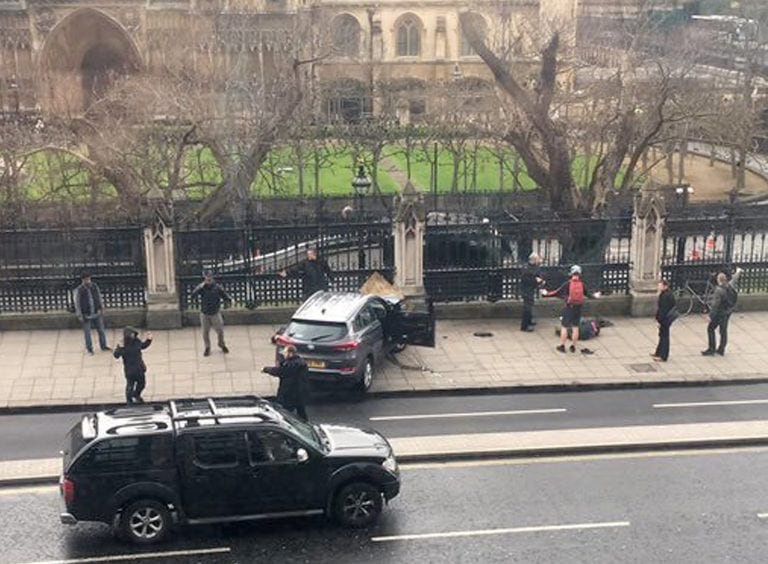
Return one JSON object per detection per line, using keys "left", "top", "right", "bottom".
{"left": 274, "top": 335, "right": 295, "bottom": 347}
{"left": 333, "top": 341, "right": 359, "bottom": 352}
{"left": 61, "top": 477, "right": 75, "bottom": 505}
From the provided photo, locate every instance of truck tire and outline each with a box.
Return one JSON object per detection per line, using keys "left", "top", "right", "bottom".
{"left": 333, "top": 482, "right": 383, "bottom": 528}
{"left": 120, "top": 499, "right": 171, "bottom": 545}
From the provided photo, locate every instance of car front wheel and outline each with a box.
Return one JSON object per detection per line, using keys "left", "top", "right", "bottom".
{"left": 120, "top": 499, "right": 171, "bottom": 545}
{"left": 334, "top": 482, "right": 383, "bottom": 528}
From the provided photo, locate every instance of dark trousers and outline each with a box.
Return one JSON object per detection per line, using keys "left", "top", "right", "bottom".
{"left": 655, "top": 322, "right": 671, "bottom": 361}
{"left": 707, "top": 313, "right": 731, "bottom": 353}
{"left": 521, "top": 293, "right": 535, "bottom": 329}
{"left": 125, "top": 373, "right": 146, "bottom": 403}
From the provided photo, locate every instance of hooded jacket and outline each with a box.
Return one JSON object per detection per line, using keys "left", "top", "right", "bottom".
{"left": 113, "top": 328, "right": 152, "bottom": 377}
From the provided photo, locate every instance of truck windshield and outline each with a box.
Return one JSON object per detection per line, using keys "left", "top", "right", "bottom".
{"left": 274, "top": 406, "right": 326, "bottom": 452}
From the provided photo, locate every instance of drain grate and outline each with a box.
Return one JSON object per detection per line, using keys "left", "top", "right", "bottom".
{"left": 628, "top": 363, "right": 658, "bottom": 373}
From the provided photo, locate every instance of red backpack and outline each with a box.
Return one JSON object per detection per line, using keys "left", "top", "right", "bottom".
{"left": 567, "top": 278, "right": 585, "bottom": 305}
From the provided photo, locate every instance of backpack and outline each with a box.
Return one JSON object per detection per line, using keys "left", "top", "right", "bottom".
{"left": 724, "top": 286, "right": 738, "bottom": 313}
{"left": 567, "top": 278, "right": 585, "bottom": 306}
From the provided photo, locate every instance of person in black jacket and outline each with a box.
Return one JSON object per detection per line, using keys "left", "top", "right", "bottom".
{"left": 519, "top": 252, "right": 544, "bottom": 332}
{"left": 262, "top": 345, "right": 309, "bottom": 421}
{"left": 652, "top": 279, "right": 676, "bottom": 362}
{"left": 279, "top": 248, "right": 333, "bottom": 300}
{"left": 113, "top": 327, "right": 152, "bottom": 404}
{"left": 190, "top": 271, "right": 234, "bottom": 357}
{"left": 74, "top": 272, "right": 110, "bottom": 355}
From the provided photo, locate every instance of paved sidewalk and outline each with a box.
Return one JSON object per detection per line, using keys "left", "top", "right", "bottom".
{"left": 6, "top": 420, "right": 768, "bottom": 485}
{"left": 2, "top": 312, "right": 768, "bottom": 409}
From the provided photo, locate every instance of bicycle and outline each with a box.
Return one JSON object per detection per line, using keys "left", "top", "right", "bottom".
{"left": 674, "top": 279, "right": 716, "bottom": 316}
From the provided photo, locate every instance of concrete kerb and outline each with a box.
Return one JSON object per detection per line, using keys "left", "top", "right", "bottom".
{"left": 5, "top": 435, "right": 768, "bottom": 488}
{"left": 3, "top": 376, "right": 768, "bottom": 416}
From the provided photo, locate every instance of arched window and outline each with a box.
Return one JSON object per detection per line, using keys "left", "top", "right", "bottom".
{"left": 396, "top": 16, "right": 421, "bottom": 57}
{"left": 460, "top": 13, "right": 487, "bottom": 57}
{"left": 332, "top": 14, "right": 361, "bottom": 58}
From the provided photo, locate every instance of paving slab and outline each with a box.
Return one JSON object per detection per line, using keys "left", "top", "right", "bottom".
{"left": 0, "top": 312, "right": 767, "bottom": 409}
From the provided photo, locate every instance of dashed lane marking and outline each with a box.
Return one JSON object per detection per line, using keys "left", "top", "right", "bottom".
{"left": 653, "top": 399, "right": 768, "bottom": 409}
{"left": 369, "top": 408, "right": 567, "bottom": 421}
{"left": 371, "top": 520, "right": 631, "bottom": 542}
{"left": 23, "top": 547, "right": 231, "bottom": 564}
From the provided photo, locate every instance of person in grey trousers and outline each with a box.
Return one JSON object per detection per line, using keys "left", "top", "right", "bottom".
{"left": 190, "top": 271, "right": 235, "bottom": 356}
{"left": 702, "top": 267, "right": 743, "bottom": 356}
{"left": 74, "top": 272, "right": 110, "bottom": 355}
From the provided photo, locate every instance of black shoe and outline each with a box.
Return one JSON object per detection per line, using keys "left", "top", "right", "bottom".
{"left": 716, "top": 350, "right": 725, "bottom": 356}
{"left": 556, "top": 345, "right": 566, "bottom": 353}
{"left": 569, "top": 345, "right": 576, "bottom": 353}
{"left": 101, "top": 346, "right": 112, "bottom": 352}
{"left": 530, "top": 321, "right": 538, "bottom": 326}
{"left": 581, "top": 348, "right": 595, "bottom": 355}
{"left": 521, "top": 327, "right": 535, "bottom": 332}
{"left": 203, "top": 348, "right": 211, "bottom": 357}
{"left": 221, "top": 345, "right": 230, "bottom": 354}
{"left": 133, "top": 396, "right": 144, "bottom": 404}
{"left": 701, "top": 349, "right": 715, "bottom": 356}
{"left": 87, "top": 349, "right": 94, "bottom": 356}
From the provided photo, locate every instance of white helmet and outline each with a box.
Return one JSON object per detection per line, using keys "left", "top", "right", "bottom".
{"left": 569, "top": 265, "right": 582, "bottom": 275}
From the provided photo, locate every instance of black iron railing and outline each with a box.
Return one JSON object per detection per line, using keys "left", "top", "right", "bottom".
{"left": 0, "top": 227, "right": 146, "bottom": 313}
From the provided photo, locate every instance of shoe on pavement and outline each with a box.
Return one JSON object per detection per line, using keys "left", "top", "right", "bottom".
{"left": 556, "top": 345, "right": 566, "bottom": 353}
{"left": 701, "top": 349, "right": 715, "bottom": 356}
{"left": 87, "top": 350, "right": 94, "bottom": 356}
{"left": 651, "top": 355, "right": 665, "bottom": 362}
{"left": 203, "top": 348, "right": 211, "bottom": 357}
{"left": 521, "top": 327, "right": 535, "bottom": 332}
{"left": 133, "top": 396, "right": 144, "bottom": 404}
{"left": 581, "top": 348, "right": 595, "bottom": 355}
{"left": 569, "top": 345, "right": 576, "bottom": 353}
{"left": 716, "top": 350, "right": 725, "bottom": 356}
{"left": 101, "top": 346, "right": 112, "bottom": 352}
{"left": 221, "top": 345, "right": 230, "bottom": 354}
{"left": 530, "top": 321, "right": 537, "bottom": 326}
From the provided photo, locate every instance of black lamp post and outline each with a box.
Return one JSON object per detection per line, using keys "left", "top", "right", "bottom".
{"left": 351, "top": 164, "right": 372, "bottom": 269}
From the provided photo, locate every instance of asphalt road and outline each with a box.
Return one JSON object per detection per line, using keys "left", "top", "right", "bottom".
{"left": 3, "top": 383, "right": 768, "bottom": 461}
{"left": 2, "top": 447, "right": 768, "bottom": 564}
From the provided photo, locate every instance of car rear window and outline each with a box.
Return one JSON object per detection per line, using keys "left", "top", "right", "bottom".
{"left": 286, "top": 321, "right": 347, "bottom": 342}
{"left": 73, "top": 435, "right": 174, "bottom": 473}
{"left": 63, "top": 419, "right": 91, "bottom": 470}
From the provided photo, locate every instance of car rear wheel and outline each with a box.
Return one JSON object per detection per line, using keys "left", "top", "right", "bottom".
{"left": 356, "top": 358, "right": 374, "bottom": 392}
{"left": 334, "top": 482, "right": 383, "bottom": 528}
{"left": 120, "top": 499, "right": 171, "bottom": 545}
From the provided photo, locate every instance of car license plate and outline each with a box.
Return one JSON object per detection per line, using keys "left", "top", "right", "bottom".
{"left": 307, "top": 360, "right": 326, "bottom": 369}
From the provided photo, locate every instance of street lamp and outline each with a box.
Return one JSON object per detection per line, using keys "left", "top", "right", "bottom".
{"left": 351, "top": 164, "right": 372, "bottom": 270}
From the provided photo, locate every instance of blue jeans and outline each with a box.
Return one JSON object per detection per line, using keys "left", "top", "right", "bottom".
{"left": 82, "top": 314, "right": 107, "bottom": 352}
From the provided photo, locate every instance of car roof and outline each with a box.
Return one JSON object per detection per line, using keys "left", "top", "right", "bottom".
{"left": 291, "top": 291, "right": 372, "bottom": 324}
{"left": 91, "top": 396, "right": 286, "bottom": 437}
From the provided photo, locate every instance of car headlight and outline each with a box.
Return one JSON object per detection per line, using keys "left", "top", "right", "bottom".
{"left": 382, "top": 454, "right": 398, "bottom": 474}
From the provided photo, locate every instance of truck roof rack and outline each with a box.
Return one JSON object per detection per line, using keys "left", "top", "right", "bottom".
{"left": 168, "top": 395, "right": 273, "bottom": 426}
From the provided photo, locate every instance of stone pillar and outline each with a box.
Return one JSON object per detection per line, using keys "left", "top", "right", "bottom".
{"left": 629, "top": 184, "right": 667, "bottom": 317}
{"left": 393, "top": 181, "right": 426, "bottom": 296}
{"left": 144, "top": 217, "right": 183, "bottom": 329}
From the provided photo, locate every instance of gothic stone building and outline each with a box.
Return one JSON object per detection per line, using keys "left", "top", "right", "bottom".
{"left": 0, "top": 0, "right": 694, "bottom": 120}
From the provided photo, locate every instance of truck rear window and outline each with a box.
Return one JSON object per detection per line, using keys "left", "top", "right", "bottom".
{"left": 62, "top": 416, "right": 94, "bottom": 469}
{"left": 286, "top": 321, "right": 347, "bottom": 342}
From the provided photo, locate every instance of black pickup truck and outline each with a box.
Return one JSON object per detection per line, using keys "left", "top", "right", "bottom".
{"left": 59, "top": 396, "right": 400, "bottom": 544}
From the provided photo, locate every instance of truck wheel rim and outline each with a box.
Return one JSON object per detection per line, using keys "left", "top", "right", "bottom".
{"left": 129, "top": 507, "right": 163, "bottom": 539}
{"left": 343, "top": 491, "right": 375, "bottom": 522}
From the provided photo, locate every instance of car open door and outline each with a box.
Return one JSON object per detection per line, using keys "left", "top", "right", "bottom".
{"left": 397, "top": 296, "right": 435, "bottom": 348}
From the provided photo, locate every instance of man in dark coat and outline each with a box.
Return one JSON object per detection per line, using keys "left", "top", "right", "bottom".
{"left": 190, "top": 271, "right": 234, "bottom": 357}
{"left": 702, "top": 267, "right": 743, "bottom": 356}
{"left": 519, "top": 252, "right": 544, "bottom": 332}
{"left": 113, "top": 327, "right": 153, "bottom": 404}
{"left": 279, "top": 248, "right": 333, "bottom": 300}
{"left": 262, "top": 345, "right": 309, "bottom": 421}
{"left": 652, "top": 279, "right": 676, "bottom": 362}
{"left": 74, "top": 272, "right": 110, "bottom": 355}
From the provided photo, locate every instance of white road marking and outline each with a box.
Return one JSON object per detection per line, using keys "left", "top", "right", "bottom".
{"left": 371, "top": 520, "right": 630, "bottom": 542}
{"left": 653, "top": 399, "right": 768, "bottom": 409}
{"left": 23, "top": 547, "right": 231, "bottom": 564}
{"left": 369, "top": 408, "right": 567, "bottom": 421}
{"left": 399, "top": 446, "right": 768, "bottom": 470}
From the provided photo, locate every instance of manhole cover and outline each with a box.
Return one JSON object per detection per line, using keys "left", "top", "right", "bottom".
{"left": 628, "top": 363, "right": 658, "bottom": 373}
